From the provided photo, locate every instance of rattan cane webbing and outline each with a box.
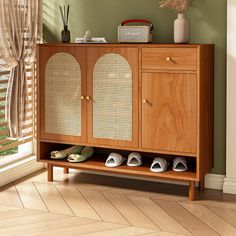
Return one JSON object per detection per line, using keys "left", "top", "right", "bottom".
{"left": 93, "top": 53, "right": 132, "bottom": 141}
{"left": 45, "top": 53, "right": 81, "bottom": 136}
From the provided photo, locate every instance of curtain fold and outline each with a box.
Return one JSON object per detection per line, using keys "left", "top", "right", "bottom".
{"left": 0, "top": 0, "right": 42, "bottom": 138}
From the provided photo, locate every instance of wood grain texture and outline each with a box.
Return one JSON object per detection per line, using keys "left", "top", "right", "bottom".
{"left": 39, "top": 156, "right": 197, "bottom": 181}
{"left": 0, "top": 216, "right": 97, "bottom": 236}
{"left": 0, "top": 184, "right": 23, "bottom": 208}
{"left": 142, "top": 48, "right": 197, "bottom": 71}
{"left": 207, "top": 206, "right": 236, "bottom": 227}
{"left": 127, "top": 195, "right": 191, "bottom": 235}
{"left": 189, "top": 181, "right": 196, "bottom": 201}
{"left": 84, "top": 226, "right": 156, "bottom": 236}
{"left": 141, "top": 233, "right": 187, "bottom": 236}
{"left": 197, "top": 45, "right": 214, "bottom": 179}
{"left": 180, "top": 202, "right": 236, "bottom": 236}
{"left": 103, "top": 192, "right": 159, "bottom": 230}
{"left": 1, "top": 169, "right": 235, "bottom": 236}
{"left": 63, "top": 168, "right": 69, "bottom": 174}
{"left": 15, "top": 183, "right": 48, "bottom": 211}
{"left": 47, "top": 163, "right": 53, "bottom": 182}
{"left": 152, "top": 199, "right": 218, "bottom": 236}
{"left": 141, "top": 72, "right": 197, "bottom": 154}
{"left": 0, "top": 212, "right": 69, "bottom": 229}
{"left": 199, "top": 176, "right": 205, "bottom": 191}
{"left": 38, "top": 43, "right": 209, "bottom": 48}
{"left": 34, "top": 182, "right": 74, "bottom": 216}
{"left": 55, "top": 184, "right": 101, "bottom": 220}
{"left": 0, "top": 208, "right": 43, "bottom": 220}
{"left": 0, "top": 205, "right": 19, "bottom": 212}
{"left": 24, "top": 222, "right": 126, "bottom": 236}
{"left": 79, "top": 189, "right": 129, "bottom": 225}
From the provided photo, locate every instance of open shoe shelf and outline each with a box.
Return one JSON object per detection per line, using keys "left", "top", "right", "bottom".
{"left": 39, "top": 142, "right": 197, "bottom": 182}
{"left": 41, "top": 156, "right": 197, "bottom": 181}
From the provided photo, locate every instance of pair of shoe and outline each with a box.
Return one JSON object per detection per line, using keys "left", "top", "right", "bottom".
{"left": 105, "top": 152, "right": 142, "bottom": 168}
{"left": 51, "top": 145, "right": 94, "bottom": 163}
{"left": 105, "top": 152, "right": 188, "bottom": 173}
{"left": 150, "top": 157, "right": 188, "bottom": 173}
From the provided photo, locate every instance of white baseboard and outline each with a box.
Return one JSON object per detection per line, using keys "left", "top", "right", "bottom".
{"left": 143, "top": 173, "right": 225, "bottom": 190}
{"left": 205, "top": 173, "right": 225, "bottom": 190}
{"left": 0, "top": 155, "right": 44, "bottom": 188}
{"left": 223, "top": 178, "right": 236, "bottom": 194}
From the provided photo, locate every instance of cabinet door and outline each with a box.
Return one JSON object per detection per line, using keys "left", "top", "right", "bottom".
{"left": 38, "top": 46, "right": 87, "bottom": 143}
{"left": 141, "top": 73, "right": 197, "bottom": 154}
{"left": 87, "top": 48, "right": 139, "bottom": 148}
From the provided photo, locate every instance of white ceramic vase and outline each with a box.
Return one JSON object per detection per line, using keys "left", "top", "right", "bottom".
{"left": 174, "top": 13, "right": 189, "bottom": 44}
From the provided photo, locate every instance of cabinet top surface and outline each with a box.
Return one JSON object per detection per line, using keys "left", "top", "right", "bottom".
{"left": 37, "top": 43, "right": 214, "bottom": 48}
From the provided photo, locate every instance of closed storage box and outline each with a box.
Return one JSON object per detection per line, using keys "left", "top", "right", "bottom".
{"left": 118, "top": 19, "right": 153, "bottom": 43}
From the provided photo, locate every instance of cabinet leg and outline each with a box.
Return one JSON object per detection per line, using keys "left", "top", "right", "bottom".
{"left": 189, "top": 181, "right": 196, "bottom": 201}
{"left": 64, "top": 168, "right": 69, "bottom": 174}
{"left": 48, "top": 164, "right": 53, "bottom": 182}
{"left": 199, "top": 176, "right": 205, "bottom": 192}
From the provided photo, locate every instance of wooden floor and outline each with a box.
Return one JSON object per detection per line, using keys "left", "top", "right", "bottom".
{"left": 0, "top": 168, "right": 236, "bottom": 236}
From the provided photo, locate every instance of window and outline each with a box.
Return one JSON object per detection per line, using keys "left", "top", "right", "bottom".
{"left": 0, "top": 66, "right": 34, "bottom": 159}
{"left": 0, "top": 1, "right": 42, "bottom": 160}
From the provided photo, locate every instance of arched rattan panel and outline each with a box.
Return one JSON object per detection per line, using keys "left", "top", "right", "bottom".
{"left": 93, "top": 53, "right": 132, "bottom": 141}
{"left": 45, "top": 53, "right": 82, "bottom": 136}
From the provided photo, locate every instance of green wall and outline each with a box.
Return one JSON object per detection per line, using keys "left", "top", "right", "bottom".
{"left": 43, "top": 0, "right": 227, "bottom": 175}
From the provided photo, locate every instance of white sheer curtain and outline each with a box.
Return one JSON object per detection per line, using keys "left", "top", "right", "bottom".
{"left": 0, "top": 0, "right": 42, "bottom": 138}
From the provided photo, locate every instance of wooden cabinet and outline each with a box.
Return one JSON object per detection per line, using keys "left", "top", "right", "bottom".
{"left": 37, "top": 44, "right": 214, "bottom": 201}
{"left": 141, "top": 72, "right": 197, "bottom": 154}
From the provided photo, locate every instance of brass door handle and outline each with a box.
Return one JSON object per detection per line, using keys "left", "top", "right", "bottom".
{"left": 80, "top": 96, "right": 85, "bottom": 100}
{"left": 86, "top": 96, "right": 91, "bottom": 101}
{"left": 142, "top": 99, "right": 147, "bottom": 104}
{"left": 166, "top": 57, "right": 171, "bottom": 61}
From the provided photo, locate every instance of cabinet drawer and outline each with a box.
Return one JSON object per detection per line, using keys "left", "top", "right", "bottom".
{"left": 142, "top": 48, "right": 197, "bottom": 71}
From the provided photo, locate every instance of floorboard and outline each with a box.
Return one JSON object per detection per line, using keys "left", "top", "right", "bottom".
{"left": 0, "top": 168, "right": 235, "bottom": 236}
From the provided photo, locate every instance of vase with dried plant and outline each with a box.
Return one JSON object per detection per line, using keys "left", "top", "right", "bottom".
{"left": 59, "top": 5, "right": 70, "bottom": 43}
{"left": 159, "top": 0, "right": 193, "bottom": 43}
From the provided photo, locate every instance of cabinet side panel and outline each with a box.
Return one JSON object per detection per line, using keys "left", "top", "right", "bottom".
{"left": 36, "top": 45, "right": 41, "bottom": 161}
{"left": 198, "top": 45, "right": 214, "bottom": 178}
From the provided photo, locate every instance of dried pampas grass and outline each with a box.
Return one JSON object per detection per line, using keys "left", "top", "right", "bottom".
{"left": 159, "top": 0, "right": 193, "bottom": 13}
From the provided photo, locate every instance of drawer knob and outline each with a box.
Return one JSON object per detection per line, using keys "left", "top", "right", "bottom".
{"left": 81, "top": 96, "right": 85, "bottom": 100}
{"left": 166, "top": 57, "right": 171, "bottom": 61}
{"left": 86, "top": 96, "right": 91, "bottom": 101}
{"left": 143, "top": 99, "right": 147, "bottom": 104}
